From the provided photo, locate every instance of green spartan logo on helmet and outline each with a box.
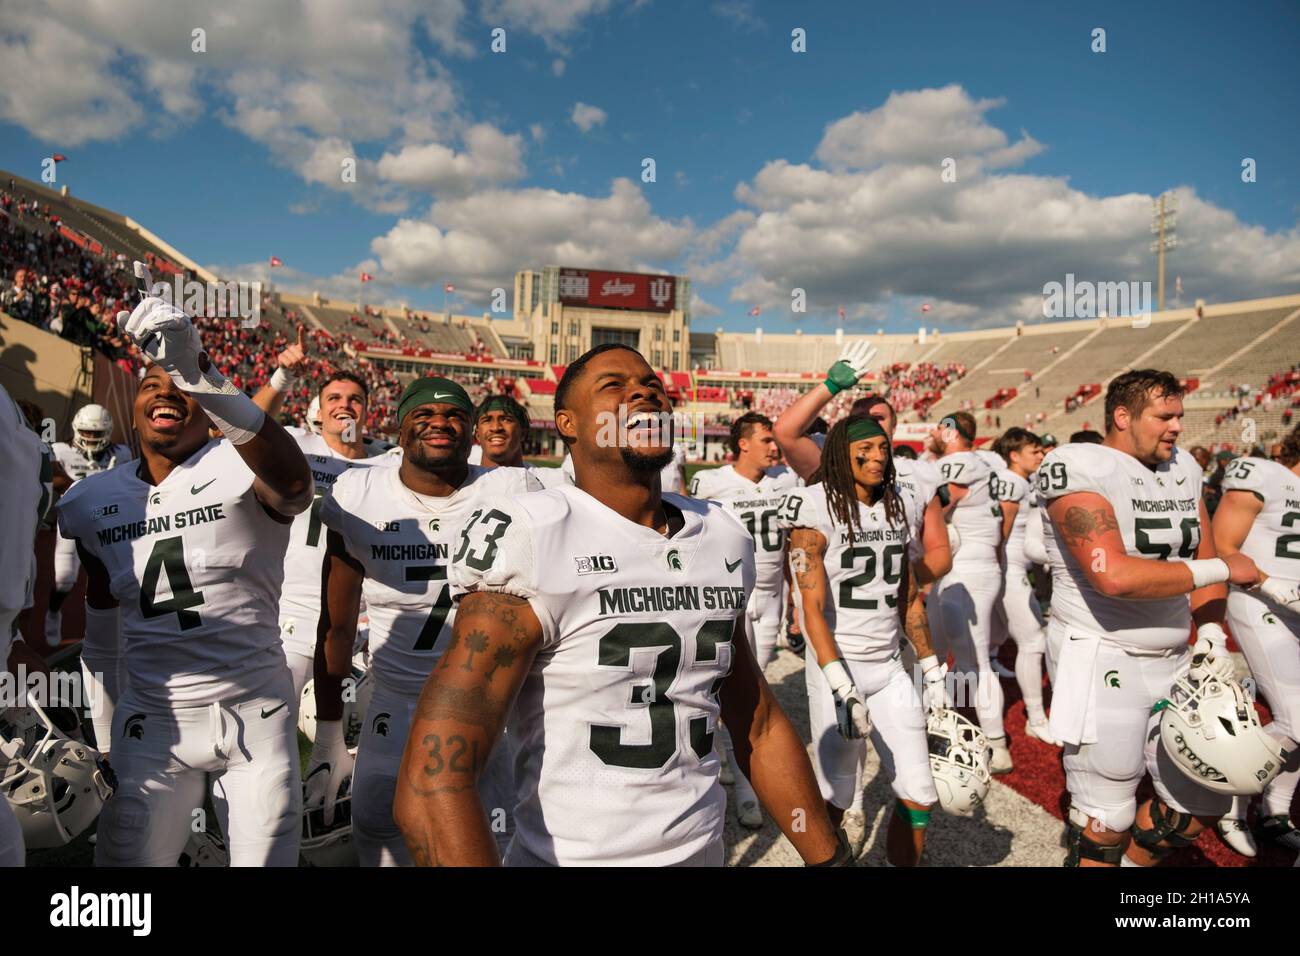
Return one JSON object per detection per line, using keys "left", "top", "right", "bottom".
{"left": 666, "top": 549, "right": 682, "bottom": 571}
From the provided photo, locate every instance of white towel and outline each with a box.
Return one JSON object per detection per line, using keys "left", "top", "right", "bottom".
{"left": 1048, "top": 623, "right": 1103, "bottom": 746}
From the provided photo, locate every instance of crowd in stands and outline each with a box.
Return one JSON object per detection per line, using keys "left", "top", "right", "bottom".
{"left": 1, "top": 185, "right": 144, "bottom": 376}
{"left": 1213, "top": 368, "right": 1300, "bottom": 430}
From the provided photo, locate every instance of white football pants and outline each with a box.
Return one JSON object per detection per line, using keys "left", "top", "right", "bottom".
{"left": 931, "top": 566, "right": 1006, "bottom": 740}
{"left": 94, "top": 670, "right": 301, "bottom": 866}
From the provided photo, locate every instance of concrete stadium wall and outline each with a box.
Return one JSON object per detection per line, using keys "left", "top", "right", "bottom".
{"left": 0, "top": 310, "right": 91, "bottom": 434}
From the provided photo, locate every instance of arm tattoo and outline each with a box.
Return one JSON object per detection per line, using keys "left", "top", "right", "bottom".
{"left": 1060, "top": 506, "right": 1118, "bottom": 547}
{"left": 415, "top": 683, "right": 495, "bottom": 728}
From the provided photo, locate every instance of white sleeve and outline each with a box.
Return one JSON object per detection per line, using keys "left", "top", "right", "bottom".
{"left": 449, "top": 496, "right": 558, "bottom": 646}
{"left": 1036, "top": 445, "right": 1113, "bottom": 502}
{"left": 1220, "top": 457, "right": 1266, "bottom": 501}
{"left": 1024, "top": 503, "right": 1050, "bottom": 566}
{"left": 779, "top": 486, "right": 822, "bottom": 531}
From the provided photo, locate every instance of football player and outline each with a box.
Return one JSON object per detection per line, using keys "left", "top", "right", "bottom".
{"left": 1210, "top": 426, "right": 1300, "bottom": 857}
{"left": 470, "top": 394, "right": 567, "bottom": 489}
{"left": 394, "top": 344, "right": 848, "bottom": 866}
{"left": 0, "top": 383, "right": 52, "bottom": 867}
{"left": 57, "top": 288, "right": 315, "bottom": 866}
{"left": 46, "top": 404, "right": 133, "bottom": 649}
{"left": 988, "top": 428, "right": 1058, "bottom": 744}
{"left": 688, "top": 412, "right": 799, "bottom": 828}
{"left": 1040, "top": 369, "right": 1254, "bottom": 866}
{"left": 252, "top": 331, "right": 398, "bottom": 699}
{"left": 928, "top": 412, "right": 1012, "bottom": 772}
{"left": 772, "top": 357, "right": 952, "bottom": 585}
{"left": 308, "top": 377, "right": 539, "bottom": 866}
{"left": 785, "top": 415, "right": 942, "bottom": 866}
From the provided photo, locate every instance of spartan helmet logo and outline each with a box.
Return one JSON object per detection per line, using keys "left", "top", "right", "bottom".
{"left": 1103, "top": 670, "right": 1121, "bottom": 689}
{"left": 124, "top": 713, "right": 147, "bottom": 740}
{"left": 149, "top": 491, "right": 162, "bottom": 506}
{"left": 372, "top": 712, "right": 391, "bottom": 737}
{"left": 428, "top": 518, "right": 440, "bottom": 533}
{"left": 1263, "top": 612, "right": 1278, "bottom": 625}
{"left": 666, "top": 548, "right": 682, "bottom": 571}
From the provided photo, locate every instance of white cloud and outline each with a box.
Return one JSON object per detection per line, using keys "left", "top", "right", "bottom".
{"left": 712, "top": 1, "right": 762, "bottom": 30}
{"left": 376, "top": 124, "right": 526, "bottom": 195}
{"left": 571, "top": 102, "right": 607, "bottom": 133}
{"left": 480, "top": 0, "right": 613, "bottom": 49}
{"left": 815, "top": 85, "right": 1042, "bottom": 172}
{"left": 529, "top": 123, "right": 545, "bottom": 143}
{"left": 369, "top": 178, "right": 693, "bottom": 299}
{"left": 552, "top": 58, "right": 566, "bottom": 77}
{"left": 690, "top": 292, "right": 721, "bottom": 319}
{"left": 716, "top": 86, "right": 1300, "bottom": 326}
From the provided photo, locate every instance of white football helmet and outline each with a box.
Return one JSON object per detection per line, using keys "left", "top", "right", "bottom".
{"left": 301, "top": 775, "right": 358, "bottom": 867}
{"left": 178, "top": 828, "right": 230, "bottom": 867}
{"left": 71, "top": 404, "right": 113, "bottom": 456}
{"left": 1157, "top": 674, "right": 1287, "bottom": 796}
{"left": 927, "top": 708, "right": 991, "bottom": 815}
{"left": 1, "top": 703, "right": 115, "bottom": 848}
{"left": 299, "top": 654, "right": 373, "bottom": 750}
{"left": 306, "top": 395, "right": 322, "bottom": 435}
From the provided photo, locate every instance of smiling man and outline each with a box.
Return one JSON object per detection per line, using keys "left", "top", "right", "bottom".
{"left": 307, "top": 376, "right": 538, "bottom": 866}
{"left": 254, "top": 348, "right": 398, "bottom": 699}
{"left": 1040, "top": 369, "right": 1257, "bottom": 866}
{"left": 469, "top": 394, "right": 567, "bottom": 489}
{"left": 395, "top": 344, "right": 846, "bottom": 867}
{"left": 56, "top": 292, "right": 315, "bottom": 866}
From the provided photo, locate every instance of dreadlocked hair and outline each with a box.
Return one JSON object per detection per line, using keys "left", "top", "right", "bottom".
{"left": 820, "top": 414, "right": 908, "bottom": 539}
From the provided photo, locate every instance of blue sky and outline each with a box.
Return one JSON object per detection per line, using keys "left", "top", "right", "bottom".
{"left": 2, "top": 0, "right": 1297, "bottom": 333}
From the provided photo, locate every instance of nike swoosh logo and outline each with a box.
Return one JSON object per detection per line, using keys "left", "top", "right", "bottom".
{"left": 191, "top": 478, "right": 217, "bottom": 495}
{"left": 1068, "top": 635, "right": 1086, "bottom": 641}
{"left": 1176, "top": 477, "right": 1187, "bottom": 485}
{"left": 260, "top": 702, "right": 287, "bottom": 719}
{"left": 431, "top": 393, "right": 456, "bottom": 400}
{"left": 726, "top": 558, "right": 743, "bottom": 573}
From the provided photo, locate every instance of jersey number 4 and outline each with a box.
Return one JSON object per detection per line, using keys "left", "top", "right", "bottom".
{"left": 590, "top": 620, "right": 733, "bottom": 770}
{"left": 140, "top": 536, "right": 206, "bottom": 630}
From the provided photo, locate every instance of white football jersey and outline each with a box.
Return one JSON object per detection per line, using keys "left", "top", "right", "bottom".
{"left": 277, "top": 429, "right": 399, "bottom": 658}
{"left": 0, "top": 385, "right": 47, "bottom": 659}
{"left": 689, "top": 464, "right": 799, "bottom": 594}
{"left": 448, "top": 485, "right": 756, "bottom": 866}
{"left": 999, "top": 470, "right": 1038, "bottom": 571}
{"left": 784, "top": 482, "right": 922, "bottom": 661}
{"left": 52, "top": 441, "right": 132, "bottom": 482}
{"left": 895, "top": 456, "right": 941, "bottom": 507}
{"left": 1039, "top": 443, "right": 1204, "bottom": 651}
{"left": 57, "top": 439, "right": 292, "bottom": 707}
{"left": 1221, "top": 456, "right": 1300, "bottom": 584}
{"left": 936, "top": 450, "right": 1000, "bottom": 564}
{"left": 660, "top": 443, "right": 688, "bottom": 492}
{"left": 975, "top": 448, "right": 1006, "bottom": 472}
{"left": 321, "top": 464, "right": 540, "bottom": 698}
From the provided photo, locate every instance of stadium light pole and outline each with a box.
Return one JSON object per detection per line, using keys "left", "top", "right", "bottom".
{"left": 1151, "top": 191, "right": 1178, "bottom": 312}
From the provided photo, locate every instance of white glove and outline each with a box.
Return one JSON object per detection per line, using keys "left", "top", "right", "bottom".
{"left": 918, "top": 654, "right": 952, "bottom": 714}
{"left": 304, "top": 719, "right": 354, "bottom": 827}
{"left": 824, "top": 341, "right": 878, "bottom": 395}
{"left": 1258, "top": 576, "right": 1300, "bottom": 611}
{"left": 1189, "top": 622, "right": 1236, "bottom": 684}
{"left": 823, "top": 659, "right": 871, "bottom": 739}
{"left": 117, "top": 261, "right": 233, "bottom": 395}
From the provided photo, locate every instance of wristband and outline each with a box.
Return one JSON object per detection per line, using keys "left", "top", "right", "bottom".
{"left": 1185, "top": 558, "right": 1229, "bottom": 589}
{"left": 270, "top": 367, "right": 296, "bottom": 393}
{"left": 822, "top": 658, "right": 854, "bottom": 696}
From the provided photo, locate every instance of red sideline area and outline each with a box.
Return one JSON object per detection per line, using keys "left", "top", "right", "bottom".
{"left": 983, "top": 635, "right": 1296, "bottom": 867}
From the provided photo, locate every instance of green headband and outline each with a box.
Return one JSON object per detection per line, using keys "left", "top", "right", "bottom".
{"left": 845, "top": 418, "right": 888, "bottom": 443}
{"left": 396, "top": 377, "right": 473, "bottom": 425}
{"left": 476, "top": 395, "right": 529, "bottom": 429}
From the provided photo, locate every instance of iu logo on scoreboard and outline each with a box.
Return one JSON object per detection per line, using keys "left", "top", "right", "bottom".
{"left": 649, "top": 277, "right": 672, "bottom": 308}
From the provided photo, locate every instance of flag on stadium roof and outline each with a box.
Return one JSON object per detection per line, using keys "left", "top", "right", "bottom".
{"left": 921, "top": 302, "right": 931, "bottom": 312}
{"left": 51, "top": 153, "right": 67, "bottom": 163}
{"left": 360, "top": 272, "right": 374, "bottom": 282}
{"left": 838, "top": 306, "right": 845, "bottom": 321}
{"left": 269, "top": 256, "right": 283, "bottom": 267}
{"left": 444, "top": 283, "right": 455, "bottom": 293}
{"left": 748, "top": 306, "right": 760, "bottom": 316}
